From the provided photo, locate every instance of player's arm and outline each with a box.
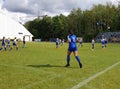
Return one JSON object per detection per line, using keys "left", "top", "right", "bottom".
{"left": 67, "top": 35, "right": 71, "bottom": 43}
{"left": 76, "top": 37, "right": 79, "bottom": 42}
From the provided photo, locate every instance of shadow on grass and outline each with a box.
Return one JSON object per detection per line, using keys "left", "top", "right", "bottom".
{"left": 27, "top": 64, "right": 64, "bottom": 68}
{"left": 27, "top": 64, "right": 77, "bottom": 69}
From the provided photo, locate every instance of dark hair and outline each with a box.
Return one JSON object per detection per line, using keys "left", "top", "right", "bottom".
{"left": 68, "top": 30, "right": 74, "bottom": 34}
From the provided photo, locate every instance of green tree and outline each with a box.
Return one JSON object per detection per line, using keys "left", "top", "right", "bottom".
{"left": 24, "top": 2, "right": 120, "bottom": 42}
{"left": 52, "top": 14, "right": 67, "bottom": 39}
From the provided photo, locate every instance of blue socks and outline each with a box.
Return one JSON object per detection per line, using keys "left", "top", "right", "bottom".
{"left": 67, "top": 55, "right": 70, "bottom": 64}
{"left": 0, "top": 48, "right": 2, "bottom": 50}
{"left": 66, "top": 56, "right": 81, "bottom": 65}
{"left": 75, "top": 56, "right": 80, "bottom": 63}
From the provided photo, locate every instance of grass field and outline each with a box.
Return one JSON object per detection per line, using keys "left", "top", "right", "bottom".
{"left": 0, "top": 42, "right": 120, "bottom": 89}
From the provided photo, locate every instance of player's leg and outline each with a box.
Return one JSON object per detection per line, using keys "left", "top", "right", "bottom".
{"left": 0, "top": 47, "right": 2, "bottom": 50}
{"left": 56, "top": 42, "right": 58, "bottom": 48}
{"left": 16, "top": 44, "right": 18, "bottom": 50}
{"left": 4, "top": 45, "right": 7, "bottom": 51}
{"left": 0, "top": 46, "right": 3, "bottom": 51}
{"left": 81, "top": 43, "right": 83, "bottom": 47}
{"left": 65, "top": 51, "right": 71, "bottom": 67}
{"left": 9, "top": 43, "right": 10, "bottom": 47}
{"left": 73, "top": 51, "right": 82, "bottom": 68}
{"left": 1, "top": 44, "right": 6, "bottom": 51}
{"left": 2, "top": 43, "right": 6, "bottom": 51}
{"left": 14, "top": 43, "right": 18, "bottom": 50}
{"left": 10, "top": 44, "right": 13, "bottom": 51}
{"left": 22, "top": 41, "right": 26, "bottom": 48}
{"left": 56, "top": 44, "right": 58, "bottom": 48}
{"left": 105, "top": 43, "right": 106, "bottom": 48}
{"left": 102, "top": 44, "right": 104, "bottom": 48}
{"left": 92, "top": 44, "right": 94, "bottom": 49}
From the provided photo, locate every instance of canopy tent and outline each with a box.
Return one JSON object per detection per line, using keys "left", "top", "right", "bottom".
{"left": 0, "top": 13, "right": 33, "bottom": 41}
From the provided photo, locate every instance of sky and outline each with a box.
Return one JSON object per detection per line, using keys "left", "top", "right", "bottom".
{"left": 0, "top": 0, "right": 119, "bottom": 23}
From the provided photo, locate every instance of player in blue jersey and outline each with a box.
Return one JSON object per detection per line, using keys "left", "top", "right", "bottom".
{"left": 7, "top": 38, "right": 11, "bottom": 48}
{"left": 101, "top": 38, "right": 105, "bottom": 48}
{"left": 0, "top": 37, "right": 7, "bottom": 51}
{"left": 10, "top": 37, "right": 18, "bottom": 50}
{"left": 56, "top": 38, "right": 59, "bottom": 48}
{"left": 65, "top": 30, "right": 82, "bottom": 68}
{"left": 104, "top": 38, "right": 107, "bottom": 48}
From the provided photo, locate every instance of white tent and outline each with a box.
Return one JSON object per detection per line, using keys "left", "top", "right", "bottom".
{"left": 0, "top": 13, "right": 33, "bottom": 41}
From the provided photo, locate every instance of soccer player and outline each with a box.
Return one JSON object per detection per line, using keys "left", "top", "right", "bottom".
{"left": 65, "top": 30, "right": 82, "bottom": 68}
{"left": 7, "top": 38, "right": 11, "bottom": 48}
{"left": 22, "top": 36, "right": 26, "bottom": 48}
{"left": 101, "top": 38, "right": 105, "bottom": 48}
{"left": 59, "top": 39, "right": 62, "bottom": 45}
{"left": 0, "top": 37, "right": 6, "bottom": 51}
{"left": 56, "top": 38, "right": 59, "bottom": 48}
{"left": 104, "top": 38, "right": 107, "bottom": 48}
{"left": 61, "top": 39, "right": 65, "bottom": 46}
{"left": 10, "top": 37, "right": 18, "bottom": 50}
{"left": 78, "top": 38, "right": 83, "bottom": 47}
{"left": 91, "top": 38, "right": 95, "bottom": 50}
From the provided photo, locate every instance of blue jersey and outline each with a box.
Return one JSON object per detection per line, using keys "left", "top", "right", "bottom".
{"left": 68, "top": 34, "right": 77, "bottom": 52}
{"left": 2, "top": 39, "right": 6, "bottom": 46}
{"left": 56, "top": 40, "right": 59, "bottom": 45}
{"left": 101, "top": 39, "right": 105, "bottom": 44}
{"left": 8, "top": 40, "right": 10, "bottom": 44}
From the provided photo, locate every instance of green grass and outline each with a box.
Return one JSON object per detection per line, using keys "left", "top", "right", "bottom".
{"left": 0, "top": 42, "right": 120, "bottom": 89}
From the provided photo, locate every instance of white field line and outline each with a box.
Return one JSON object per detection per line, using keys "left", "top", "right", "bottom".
{"left": 71, "top": 61, "right": 120, "bottom": 89}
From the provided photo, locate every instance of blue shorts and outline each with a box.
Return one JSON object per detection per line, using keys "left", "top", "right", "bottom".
{"left": 68, "top": 46, "right": 77, "bottom": 52}
{"left": 101, "top": 41, "right": 105, "bottom": 44}
{"left": 13, "top": 43, "right": 17, "bottom": 46}
{"left": 56, "top": 42, "right": 59, "bottom": 45}
{"left": 2, "top": 43, "right": 5, "bottom": 46}
{"left": 105, "top": 41, "right": 107, "bottom": 44}
{"left": 80, "top": 42, "right": 82, "bottom": 44}
{"left": 8, "top": 42, "right": 10, "bottom": 44}
{"left": 92, "top": 44, "right": 94, "bottom": 47}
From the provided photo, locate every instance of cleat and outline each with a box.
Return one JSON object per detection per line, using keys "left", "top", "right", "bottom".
{"left": 65, "top": 64, "right": 70, "bottom": 67}
{"left": 79, "top": 63, "right": 82, "bottom": 68}
{"left": 0, "top": 48, "right": 2, "bottom": 51}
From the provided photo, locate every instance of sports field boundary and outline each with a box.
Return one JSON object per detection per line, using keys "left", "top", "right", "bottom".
{"left": 71, "top": 61, "right": 120, "bottom": 89}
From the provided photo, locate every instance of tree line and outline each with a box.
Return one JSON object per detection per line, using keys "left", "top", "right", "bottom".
{"left": 24, "top": 3, "right": 120, "bottom": 42}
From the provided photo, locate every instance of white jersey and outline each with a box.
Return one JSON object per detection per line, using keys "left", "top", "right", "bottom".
{"left": 13, "top": 39, "right": 17, "bottom": 44}
{"left": 92, "top": 39, "right": 95, "bottom": 44}
{"left": 80, "top": 39, "right": 82, "bottom": 42}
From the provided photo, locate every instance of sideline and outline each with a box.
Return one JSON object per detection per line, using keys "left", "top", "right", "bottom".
{"left": 71, "top": 61, "right": 120, "bottom": 89}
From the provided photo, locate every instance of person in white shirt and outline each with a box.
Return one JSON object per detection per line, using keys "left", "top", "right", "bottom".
{"left": 91, "top": 39, "right": 95, "bottom": 50}
{"left": 10, "top": 37, "right": 18, "bottom": 51}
